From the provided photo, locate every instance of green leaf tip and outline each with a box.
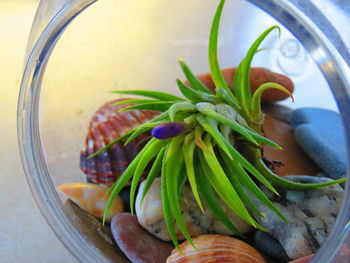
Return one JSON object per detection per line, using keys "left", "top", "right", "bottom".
{"left": 251, "top": 82, "right": 294, "bottom": 124}
{"left": 233, "top": 25, "right": 281, "bottom": 119}
{"left": 178, "top": 58, "right": 212, "bottom": 94}
{"left": 208, "top": 0, "right": 227, "bottom": 91}
{"left": 110, "top": 90, "right": 184, "bottom": 101}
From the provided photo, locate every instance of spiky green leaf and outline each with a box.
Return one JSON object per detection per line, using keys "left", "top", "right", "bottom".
{"left": 130, "top": 139, "right": 170, "bottom": 214}
{"left": 110, "top": 90, "right": 184, "bottom": 101}
{"left": 197, "top": 158, "right": 243, "bottom": 236}
{"left": 113, "top": 99, "right": 162, "bottom": 105}
{"left": 220, "top": 152, "right": 263, "bottom": 217}
{"left": 251, "top": 82, "right": 293, "bottom": 124}
{"left": 225, "top": 156, "right": 288, "bottom": 222}
{"left": 201, "top": 137, "right": 260, "bottom": 228}
{"left": 165, "top": 136, "right": 195, "bottom": 247}
{"left": 141, "top": 148, "right": 166, "bottom": 204}
{"left": 239, "top": 26, "right": 281, "bottom": 115}
{"left": 196, "top": 102, "right": 258, "bottom": 144}
{"left": 177, "top": 164, "right": 187, "bottom": 199}
{"left": 161, "top": 150, "right": 180, "bottom": 250}
{"left": 248, "top": 131, "right": 282, "bottom": 149}
{"left": 178, "top": 58, "right": 212, "bottom": 93}
{"left": 208, "top": 0, "right": 239, "bottom": 109}
{"left": 118, "top": 102, "right": 175, "bottom": 112}
{"left": 124, "top": 121, "right": 166, "bottom": 145}
{"left": 87, "top": 132, "right": 131, "bottom": 159}
{"left": 194, "top": 126, "right": 208, "bottom": 152}
{"left": 176, "top": 79, "right": 220, "bottom": 103}
{"left": 183, "top": 139, "right": 204, "bottom": 212}
{"left": 221, "top": 138, "right": 279, "bottom": 196}
{"left": 103, "top": 138, "right": 156, "bottom": 224}
{"left": 255, "top": 155, "right": 346, "bottom": 189}
{"left": 169, "top": 102, "right": 197, "bottom": 121}
{"left": 216, "top": 87, "right": 241, "bottom": 111}
{"left": 196, "top": 115, "right": 232, "bottom": 159}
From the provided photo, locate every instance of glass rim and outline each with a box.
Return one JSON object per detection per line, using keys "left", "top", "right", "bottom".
{"left": 18, "top": 0, "right": 350, "bottom": 262}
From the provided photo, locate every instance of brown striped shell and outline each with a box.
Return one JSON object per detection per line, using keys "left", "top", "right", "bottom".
{"left": 166, "top": 234, "right": 266, "bottom": 263}
{"left": 80, "top": 99, "right": 159, "bottom": 186}
{"left": 288, "top": 254, "right": 314, "bottom": 263}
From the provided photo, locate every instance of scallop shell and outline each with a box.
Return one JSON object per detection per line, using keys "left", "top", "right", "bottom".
{"left": 288, "top": 254, "right": 314, "bottom": 263}
{"left": 80, "top": 99, "right": 159, "bottom": 186}
{"left": 166, "top": 234, "right": 266, "bottom": 263}
{"left": 58, "top": 183, "right": 124, "bottom": 223}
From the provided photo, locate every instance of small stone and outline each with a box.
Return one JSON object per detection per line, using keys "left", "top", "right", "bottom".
{"left": 291, "top": 107, "right": 346, "bottom": 179}
{"left": 315, "top": 172, "right": 328, "bottom": 178}
{"left": 58, "top": 183, "right": 123, "bottom": 223}
{"left": 262, "top": 114, "right": 321, "bottom": 176}
{"left": 285, "top": 189, "right": 305, "bottom": 203}
{"left": 284, "top": 176, "right": 344, "bottom": 238}
{"left": 254, "top": 231, "right": 292, "bottom": 262}
{"left": 248, "top": 176, "right": 344, "bottom": 259}
{"left": 110, "top": 213, "right": 174, "bottom": 263}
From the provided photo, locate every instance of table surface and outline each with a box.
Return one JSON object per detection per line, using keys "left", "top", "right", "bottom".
{"left": 0, "top": 1, "right": 77, "bottom": 262}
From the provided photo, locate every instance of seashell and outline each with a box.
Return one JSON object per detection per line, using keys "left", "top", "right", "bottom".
{"left": 80, "top": 99, "right": 159, "bottom": 186}
{"left": 288, "top": 254, "right": 314, "bottom": 263}
{"left": 58, "top": 183, "right": 124, "bottom": 223}
{"left": 166, "top": 234, "right": 266, "bottom": 263}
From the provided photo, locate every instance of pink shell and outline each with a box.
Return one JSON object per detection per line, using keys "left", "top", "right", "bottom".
{"left": 80, "top": 99, "right": 159, "bottom": 186}
{"left": 288, "top": 254, "right": 314, "bottom": 263}
{"left": 167, "top": 234, "right": 266, "bottom": 263}
{"left": 58, "top": 183, "right": 124, "bottom": 223}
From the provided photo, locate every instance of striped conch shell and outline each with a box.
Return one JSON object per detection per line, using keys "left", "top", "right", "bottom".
{"left": 58, "top": 183, "right": 123, "bottom": 223}
{"left": 166, "top": 234, "right": 266, "bottom": 263}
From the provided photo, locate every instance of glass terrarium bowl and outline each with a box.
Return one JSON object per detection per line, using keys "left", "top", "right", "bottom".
{"left": 18, "top": 0, "right": 350, "bottom": 262}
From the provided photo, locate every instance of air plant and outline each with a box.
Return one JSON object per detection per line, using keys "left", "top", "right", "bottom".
{"left": 91, "top": 0, "right": 345, "bottom": 250}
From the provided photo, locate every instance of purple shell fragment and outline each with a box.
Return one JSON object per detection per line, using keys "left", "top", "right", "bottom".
{"left": 151, "top": 122, "right": 189, "bottom": 139}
